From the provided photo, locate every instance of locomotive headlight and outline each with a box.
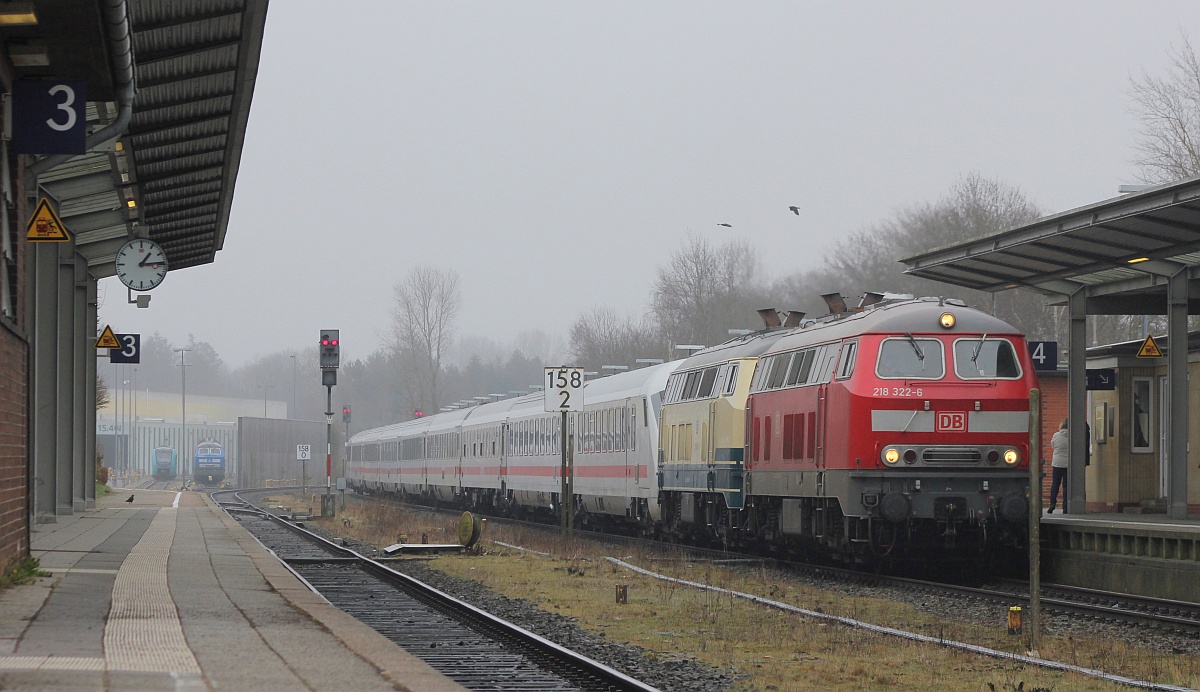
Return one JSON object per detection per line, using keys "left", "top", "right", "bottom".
{"left": 1003, "top": 448, "right": 1020, "bottom": 465}
{"left": 883, "top": 447, "right": 900, "bottom": 465}
{"left": 939, "top": 312, "right": 956, "bottom": 329}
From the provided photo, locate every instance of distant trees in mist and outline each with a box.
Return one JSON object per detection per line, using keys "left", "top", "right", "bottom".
{"left": 116, "top": 34, "right": 1200, "bottom": 432}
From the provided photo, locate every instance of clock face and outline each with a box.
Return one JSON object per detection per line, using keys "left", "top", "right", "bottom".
{"left": 114, "top": 239, "right": 169, "bottom": 291}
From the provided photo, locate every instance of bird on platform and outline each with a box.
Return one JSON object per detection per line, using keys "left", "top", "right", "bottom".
{"left": 717, "top": 223, "right": 732, "bottom": 227}
{"left": 788, "top": 205, "right": 800, "bottom": 215}
{"left": 125, "top": 495, "right": 134, "bottom": 503}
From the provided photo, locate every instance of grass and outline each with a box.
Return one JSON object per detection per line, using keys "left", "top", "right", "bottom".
{"left": 299, "top": 495, "right": 1199, "bottom": 691}
{"left": 1, "top": 557, "right": 50, "bottom": 590}
{"left": 96, "top": 482, "right": 113, "bottom": 496}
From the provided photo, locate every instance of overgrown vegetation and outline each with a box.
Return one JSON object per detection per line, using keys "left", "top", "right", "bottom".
{"left": 1, "top": 557, "right": 50, "bottom": 590}
{"left": 309, "top": 497, "right": 1200, "bottom": 691}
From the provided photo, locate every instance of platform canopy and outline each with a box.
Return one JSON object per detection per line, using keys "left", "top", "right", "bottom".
{"left": 900, "top": 176, "right": 1200, "bottom": 314}
{"left": 900, "top": 174, "right": 1200, "bottom": 520}
{"left": 16, "top": 0, "right": 268, "bottom": 276}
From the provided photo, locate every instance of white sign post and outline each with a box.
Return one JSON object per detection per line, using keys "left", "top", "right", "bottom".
{"left": 297, "top": 444, "right": 311, "bottom": 496}
{"left": 544, "top": 366, "right": 584, "bottom": 536}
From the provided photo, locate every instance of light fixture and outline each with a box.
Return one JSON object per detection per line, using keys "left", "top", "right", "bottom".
{"left": 939, "top": 312, "right": 955, "bottom": 328}
{"left": 0, "top": 3, "right": 38, "bottom": 26}
{"left": 126, "top": 199, "right": 137, "bottom": 208}
{"left": 1127, "top": 257, "right": 1150, "bottom": 264}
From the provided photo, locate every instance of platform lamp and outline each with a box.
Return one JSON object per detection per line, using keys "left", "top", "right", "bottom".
{"left": 601, "top": 365, "right": 629, "bottom": 376}
{"left": 635, "top": 359, "right": 664, "bottom": 368}
{"left": 675, "top": 344, "right": 705, "bottom": 354}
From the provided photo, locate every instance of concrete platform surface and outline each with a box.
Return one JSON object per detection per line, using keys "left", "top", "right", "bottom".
{"left": 0, "top": 489, "right": 465, "bottom": 692}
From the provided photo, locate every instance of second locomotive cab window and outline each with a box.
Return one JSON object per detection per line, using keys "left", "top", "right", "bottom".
{"left": 952, "top": 338, "right": 1021, "bottom": 379}
{"left": 875, "top": 337, "right": 945, "bottom": 379}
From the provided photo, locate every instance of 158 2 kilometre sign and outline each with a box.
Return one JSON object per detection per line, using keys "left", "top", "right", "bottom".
{"left": 544, "top": 367, "right": 584, "bottom": 412}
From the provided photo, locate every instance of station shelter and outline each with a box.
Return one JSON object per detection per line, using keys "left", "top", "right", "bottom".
{"left": 903, "top": 176, "right": 1200, "bottom": 519}
{"left": 0, "top": 2, "right": 267, "bottom": 576}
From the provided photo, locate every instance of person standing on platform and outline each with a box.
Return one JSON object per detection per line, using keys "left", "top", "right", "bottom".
{"left": 1049, "top": 417, "right": 1069, "bottom": 513}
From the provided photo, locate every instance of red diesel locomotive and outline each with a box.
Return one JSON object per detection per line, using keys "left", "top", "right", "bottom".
{"left": 662, "top": 296, "right": 1036, "bottom": 565}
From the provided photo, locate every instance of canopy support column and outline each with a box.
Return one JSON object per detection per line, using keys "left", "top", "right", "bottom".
{"left": 1167, "top": 269, "right": 1189, "bottom": 519}
{"left": 1068, "top": 288, "right": 1087, "bottom": 515}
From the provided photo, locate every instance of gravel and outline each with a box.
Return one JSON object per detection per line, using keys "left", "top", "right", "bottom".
{"left": 317, "top": 533, "right": 739, "bottom": 692}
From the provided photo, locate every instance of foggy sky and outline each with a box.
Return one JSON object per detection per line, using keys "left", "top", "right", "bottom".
{"left": 99, "top": 1, "right": 1199, "bottom": 368}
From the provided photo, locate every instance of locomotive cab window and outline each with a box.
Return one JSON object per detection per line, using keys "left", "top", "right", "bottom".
{"left": 952, "top": 338, "right": 1022, "bottom": 379}
{"left": 875, "top": 337, "right": 945, "bottom": 379}
{"left": 836, "top": 341, "right": 857, "bottom": 380}
{"left": 722, "top": 364, "right": 739, "bottom": 395}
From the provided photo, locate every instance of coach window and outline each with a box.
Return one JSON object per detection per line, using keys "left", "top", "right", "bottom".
{"left": 783, "top": 350, "right": 804, "bottom": 386}
{"left": 723, "top": 364, "right": 739, "bottom": 395}
{"left": 953, "top": 338, "right": 1022, "bottom": 379}
{"left": 836, "top": 341, "right": 858, "bottom": 380}
{"left": 1132, "top": 377, "right": 1153, "bottom": 454}
{"left": 683, "top": 370, "right": 702, "bottom": 400}
{"left": 875, "top": 337, "right": 945, "bottom": 379}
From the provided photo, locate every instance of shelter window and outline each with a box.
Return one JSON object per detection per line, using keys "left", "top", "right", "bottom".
{"left": 875, "top": 337, "right": 945, "bottom": 379}
{"left": 953, "top": 338, "right": 1022, "bottom": 379}
{"left": 1131, "top": 377, "right": 1153, "bottom": 454}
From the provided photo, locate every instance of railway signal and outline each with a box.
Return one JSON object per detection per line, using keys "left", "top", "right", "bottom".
{"left": 317, "top": 329, "right": 340, "bottom": 518}
{"left": 342, "top": 405, "right": 351, "bottom": 423}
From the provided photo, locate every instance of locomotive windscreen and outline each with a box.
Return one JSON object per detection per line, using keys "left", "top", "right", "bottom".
{"left": 953, "top": 338, "right": 1021, "bottom": 379}
{"left": 876, "top": 337, "right": 945, "bottom": 378}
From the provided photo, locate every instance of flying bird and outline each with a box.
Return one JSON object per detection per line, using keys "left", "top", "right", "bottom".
{"left": 717, "top": 223, "right": 732, "bottom": 227}
{"left": 125, "top": 495, "right": 134, "bottom": 503}
{"left": 788, "top": 206, "right": 800, "bottom": 215}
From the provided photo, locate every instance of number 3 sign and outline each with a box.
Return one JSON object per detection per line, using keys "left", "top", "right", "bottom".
{"left": 544, "top": 367, "right": 585, "bottom": 412}
{"left": 12, "top": 79, "right": 87, "bottom": 155}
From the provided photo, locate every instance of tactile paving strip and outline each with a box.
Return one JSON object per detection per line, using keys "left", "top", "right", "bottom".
{"left": 103, "top": 507, "right": 201, "bottom": 674}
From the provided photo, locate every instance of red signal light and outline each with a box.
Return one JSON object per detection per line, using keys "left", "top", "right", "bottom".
{"left": 321, "top": 338, "right": 329, "bottom": 346}
{"left": 331, "top": 339, "right": 338, "bottom": 346}
{"left": 414, "top": 410, "right": 423, "bottom": 417}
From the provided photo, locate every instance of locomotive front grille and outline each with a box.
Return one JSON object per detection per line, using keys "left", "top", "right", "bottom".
{"left": 922, "top": 447, "right": 982, "bottom": 464}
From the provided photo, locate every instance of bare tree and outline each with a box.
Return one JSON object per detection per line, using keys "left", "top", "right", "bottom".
{"left": 1129, "top": 32, "right": 1200, "bottom": 183}
{"left": 651, "top": 236, "right": 765, "bottom": 347}
{"left": 389, "top": 266, "right": 461, "bottom": 411}
{"left": 568, "top": 306, "right": 666, "bottom": 371}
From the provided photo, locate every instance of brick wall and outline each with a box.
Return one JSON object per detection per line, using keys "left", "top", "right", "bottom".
{"left": 0, "top": 134, "right": 27, "bottom": 574}
{"left": 1035, "top": 372, "right": 1067, "bottom": 505}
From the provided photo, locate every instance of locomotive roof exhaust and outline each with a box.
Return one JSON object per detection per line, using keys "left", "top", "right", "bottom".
{"left": 782, "top": 310, "right": 805, "bottom": 328}
{"left": 757, "top": 308, "right": 782, "bottom": 328}
{"left": 821, "top": 292, "right": 847, "bottom": 314}
{"left": 858, "top": 292, "right": 885, "bottom": 308}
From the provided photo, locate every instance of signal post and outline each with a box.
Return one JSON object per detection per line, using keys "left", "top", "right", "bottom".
{"left": 319, "top": 330, "right": 340, "bottom": 517}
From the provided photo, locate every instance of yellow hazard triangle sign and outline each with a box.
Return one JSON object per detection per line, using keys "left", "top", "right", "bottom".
{"left": 25, "top": 198, "right": 70, "bottom": 242}
{"left": 95, "top": 325, "right": 120, "bottom": 349}
{"left": 1137, "top": 334, "right": 1163, "bottom": 358}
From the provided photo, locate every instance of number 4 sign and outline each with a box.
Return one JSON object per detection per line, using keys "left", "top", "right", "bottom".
{"left": 544, "top": 367, "right": 585, "bottom": 412}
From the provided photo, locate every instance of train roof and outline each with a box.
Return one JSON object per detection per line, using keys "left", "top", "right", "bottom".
{"left": 766, "top": 297, "right": 1023, "bottom": 355}
{"left": 674, "top": 329, "right": 789, "bottom": 372}
{"left": 349, "top": 360, "right": 685, "bottom": 443}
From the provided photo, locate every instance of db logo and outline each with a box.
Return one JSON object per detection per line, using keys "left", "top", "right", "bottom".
{"left": 935, "top": 411, "right": 967, "bottom": 432}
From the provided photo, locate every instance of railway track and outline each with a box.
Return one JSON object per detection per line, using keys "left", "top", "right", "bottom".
{"left": 213, "top": 489, "right": 657, "bottom": 692}
{"left": 355, "top": 492, "right": 1200, "bottom": 636}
